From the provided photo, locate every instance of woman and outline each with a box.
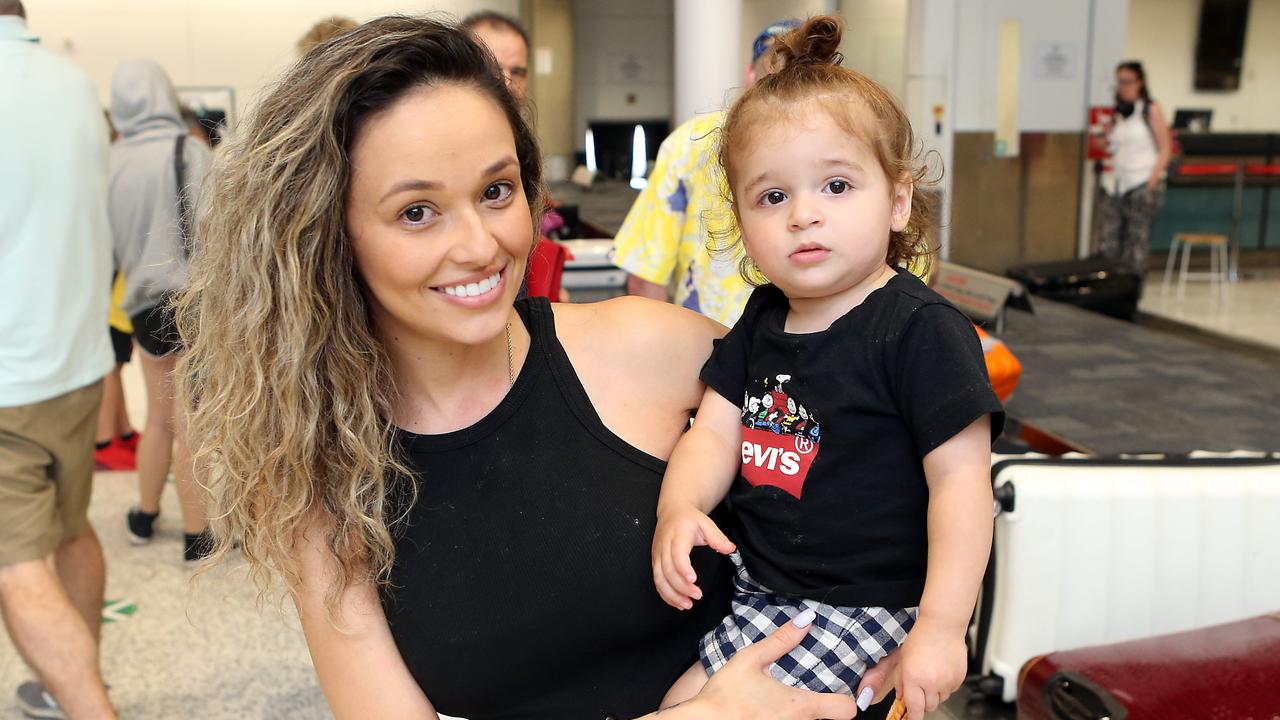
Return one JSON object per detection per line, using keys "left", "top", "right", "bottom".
{"left": 177, "top": 16, "right": 896, "bottom": 720}
{"left": 1099, "top": 60, "right": 1172, "bottom": 278}
{"left": 108, "top": 59, "right": 211, "bottom": 563}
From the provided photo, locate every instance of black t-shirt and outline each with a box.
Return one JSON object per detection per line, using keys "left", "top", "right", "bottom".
{"left": 700, "top": 269, "right": 1005, "bottom": 608}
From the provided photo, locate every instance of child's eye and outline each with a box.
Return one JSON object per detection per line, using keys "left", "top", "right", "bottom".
{"left": 827, "top": 179, "right": 849, "bottom": 194}
{"left": 483, "top": 181, "right": 515, "bottom": 202}
{"left": 760, "top": 190, "right": 787, "bottom": 206}
{"left": 401, "top": 204, "right": 436, "bottom": 225}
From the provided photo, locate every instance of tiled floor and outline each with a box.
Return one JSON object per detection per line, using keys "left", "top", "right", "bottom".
{"left": 1140, "top": 263, "right": 1280, "bottom": 350}
{"left": 0, "top": 470, "right": 330, "bottom": 719}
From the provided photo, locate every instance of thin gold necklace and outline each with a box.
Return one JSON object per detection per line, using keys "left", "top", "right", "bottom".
{"left": 505, "top": 322, "right": 514, "bottom": 387}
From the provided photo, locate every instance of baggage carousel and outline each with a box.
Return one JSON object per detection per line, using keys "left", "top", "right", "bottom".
{"left": 999, "top": 296, "right": 1280, "bottom": 454}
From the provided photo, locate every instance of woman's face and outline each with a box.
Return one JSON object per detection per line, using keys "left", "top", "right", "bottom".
{"left": 1116, "top": 68, "right": 1142, "bottom": 103}
{"left": 346, "top": 83, "right": 532, "bottom": 348}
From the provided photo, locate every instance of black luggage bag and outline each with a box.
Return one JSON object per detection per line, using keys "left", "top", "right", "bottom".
{"left": 1005, "top": 257, "right": 1141, "bottom": 321}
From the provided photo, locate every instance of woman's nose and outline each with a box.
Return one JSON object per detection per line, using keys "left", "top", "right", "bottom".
{"left": 449, "top": 207, "right": 501, "bottom": 265}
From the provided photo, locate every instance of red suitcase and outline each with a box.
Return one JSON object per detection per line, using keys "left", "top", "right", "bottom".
{"left": 1017, "top": 613, "right": 1280, "bottom": 719}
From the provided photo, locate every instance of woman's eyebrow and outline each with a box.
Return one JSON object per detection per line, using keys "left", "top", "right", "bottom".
{"left": 380, "top": 178, "right": 442, "bottom": 204}
{"left": 482, "top": 156, "right": 519, "bottom": 175}
{"left": 380, "top": 157, "right": 519, "bottom": 204}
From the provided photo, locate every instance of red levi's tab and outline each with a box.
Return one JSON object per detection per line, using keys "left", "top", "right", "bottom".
{"left": 740, "top": 427, "right": 818, "bottom": 500}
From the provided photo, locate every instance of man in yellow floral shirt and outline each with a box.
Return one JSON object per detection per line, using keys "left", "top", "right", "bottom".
{"left": 612, "top": 19, "right": 799, "bottom": 327}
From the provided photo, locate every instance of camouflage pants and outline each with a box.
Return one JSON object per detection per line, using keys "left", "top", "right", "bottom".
{"left": 1098, "top": 184, "right": 1164, "bottom": 275}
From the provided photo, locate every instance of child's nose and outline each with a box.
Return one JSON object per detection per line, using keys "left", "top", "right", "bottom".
{"left": 788, "top": 196, "right": 823, "bottom": 230}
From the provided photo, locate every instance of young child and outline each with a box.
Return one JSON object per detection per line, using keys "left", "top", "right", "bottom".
{"left": 652, "top": 16, "right": 1004, "bottom": 720}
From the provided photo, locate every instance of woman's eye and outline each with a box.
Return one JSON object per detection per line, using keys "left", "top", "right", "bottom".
{"left": 401, "top": 205, "right": 433, "bottom": 224}
{"left": 827, "top": 180, "right": 849, "bottom": 194}
{"left": 761, "top": 190, "right": 786, "bottom": 206}
{"left": 483, "top": 182, "right": 514, "bottom": 202}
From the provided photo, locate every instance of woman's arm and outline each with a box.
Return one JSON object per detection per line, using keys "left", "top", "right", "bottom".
{"left": 1148, "top": 101, "right": 1173, "bottom": 188}
{"left": 291, "top": 521, "right": 437, "bottom": 720}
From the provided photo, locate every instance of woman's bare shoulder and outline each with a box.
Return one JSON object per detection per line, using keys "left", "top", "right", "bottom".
{"left": 553, "top": 297, "right": 725, "bottom": 365}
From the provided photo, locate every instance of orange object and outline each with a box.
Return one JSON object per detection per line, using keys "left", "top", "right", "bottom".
{"left": 886, "top": 698, "right": 907, "bottom": 720}
{"left": 975, "top": 326, "right": 1021, "bottom": 403}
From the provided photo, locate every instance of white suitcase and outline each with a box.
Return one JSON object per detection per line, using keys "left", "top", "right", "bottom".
{"left": 975, "top": 454, "right": 1280, "bottom": 703}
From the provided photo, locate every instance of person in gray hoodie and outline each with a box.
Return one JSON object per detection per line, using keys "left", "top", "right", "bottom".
{"left": 108, "top": 59, "right": 211, "bottom": 564}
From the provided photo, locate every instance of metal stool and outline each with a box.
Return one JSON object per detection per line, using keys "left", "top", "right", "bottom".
{"left": 1162, "top": 232, "right": 1229, "bottom": 300}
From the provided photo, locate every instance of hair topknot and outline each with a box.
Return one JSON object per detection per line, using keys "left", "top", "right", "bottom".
{"left": 713, "top": 12, "right": 939, "bottom": 284}
{"left": 772, "top": 15, "right": 843, "bottom": 68}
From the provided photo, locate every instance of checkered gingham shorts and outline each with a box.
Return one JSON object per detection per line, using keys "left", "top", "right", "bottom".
{"left": 699, "top": 552, "right": 918, "bottom": 694}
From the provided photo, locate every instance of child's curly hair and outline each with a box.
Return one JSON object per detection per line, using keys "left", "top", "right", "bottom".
{"left": 712, "top": 14, "right": 939, "bottom": 284}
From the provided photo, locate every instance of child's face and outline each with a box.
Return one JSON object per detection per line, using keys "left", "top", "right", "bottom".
{"left": 730, "top": 108, "right": 912, "bottom": 302}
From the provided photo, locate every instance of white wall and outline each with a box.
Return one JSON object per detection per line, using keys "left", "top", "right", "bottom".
{"left": 23, "top": 0, "right": 519, "bottom": 123}
{"left": 572, "top": 0, "right": 673, "bottom": 150}
{"left": 904, "top": 0, "right": 1130, "bottom": 256}
{"left": 952, "top": 0, "right": 1128, "bottom": 133}
{"left": 838, "top": 0, "right": 907, "bottom": 102}
{"left": 1127, "top": 0, "right": 1280, "bottom": 131}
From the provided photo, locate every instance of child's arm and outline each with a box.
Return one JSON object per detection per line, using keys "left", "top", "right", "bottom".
{"left": 652, "top": 387, "right": 743, "bottom": 610}
{"left": 895, "top": 414, "right": 994, "bottom": 720}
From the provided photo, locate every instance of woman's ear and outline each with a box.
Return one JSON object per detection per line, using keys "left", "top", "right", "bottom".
{"left": 889, "top": 176, "right": 914, "bottom": 234}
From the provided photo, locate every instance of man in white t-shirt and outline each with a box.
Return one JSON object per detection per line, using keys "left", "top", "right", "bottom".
{"left": 0, "top": 2, "right": 117, "bottom": 717}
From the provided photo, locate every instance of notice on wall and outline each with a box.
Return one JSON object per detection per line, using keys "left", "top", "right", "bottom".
{"left": 608, "top": 52, "right": 657, "bottom": 84}
{"left": 536, "top": 47, "right": 554, "bottom": 76}
{"left": 1033, "top": 42, "right": 1078, "bottom": 80}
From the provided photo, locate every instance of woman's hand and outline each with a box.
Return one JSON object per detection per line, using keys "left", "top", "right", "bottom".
{"left": 679, "top": 609, "right": 859, "bottom": 720}
{"left": 856, "top": 646, "right": 902, "bottom": 711}
{"left": 890, "top": 617, "right": 967, "bottom": 720}
{"left": 652, "top": 504, "right": 735, "bottom": 610}
{"left": 1146, "top": 174, "right": 1160, "bottom": 190}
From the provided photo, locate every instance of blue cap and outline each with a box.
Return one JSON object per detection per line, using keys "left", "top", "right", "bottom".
{"left": 752, "top": 19, "right": 802, "bottom": 65}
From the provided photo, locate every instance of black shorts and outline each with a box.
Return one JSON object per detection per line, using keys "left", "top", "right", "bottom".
{"left": 109, "top": 326, "right": 133, "bottom": 365}
{"left": 130, "top": 301, "right": 181, "bottom": 358}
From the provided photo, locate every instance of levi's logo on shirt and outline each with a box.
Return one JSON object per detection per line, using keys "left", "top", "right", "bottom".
{"left": 738, "top": 375, "right": 821, "bottom": 500}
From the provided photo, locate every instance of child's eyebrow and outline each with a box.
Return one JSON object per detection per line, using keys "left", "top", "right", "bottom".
{"left": 822, "top": 158, "right": 866, "bottom": 174}
{"left": 742, "top": 171, "right": 773, "bottom": 193}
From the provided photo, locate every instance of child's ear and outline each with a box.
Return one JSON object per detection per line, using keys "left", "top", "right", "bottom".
{"left": 890, "top": 177, "right": 913, "bottom": 234}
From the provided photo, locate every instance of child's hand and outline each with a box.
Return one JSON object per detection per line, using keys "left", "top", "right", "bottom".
{"left": 651, "top": 504, "right": 735, "bottom": 610}
{"left": 892, "top": 617, "right": 967, "bottom": 719}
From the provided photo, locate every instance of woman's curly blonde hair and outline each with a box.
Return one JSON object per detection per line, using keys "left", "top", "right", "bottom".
{"left": 176, "top": 15, "right": 545, "bottom": 612}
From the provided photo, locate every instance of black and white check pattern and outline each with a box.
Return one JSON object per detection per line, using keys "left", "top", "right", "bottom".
{"left": 699, "top": 553, "right": 917, "bottom": 694}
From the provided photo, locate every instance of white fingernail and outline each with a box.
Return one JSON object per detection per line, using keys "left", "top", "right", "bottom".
{"left": 857, "top": 687, "right": 874, "bottom": 710}
{"left": 794, "top": 608, "right": 816, "bottom": 628}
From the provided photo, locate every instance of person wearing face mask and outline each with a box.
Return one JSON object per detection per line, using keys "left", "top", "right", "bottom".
{"left": 1098, "top": 60, "right": 1172, "bottom": 279}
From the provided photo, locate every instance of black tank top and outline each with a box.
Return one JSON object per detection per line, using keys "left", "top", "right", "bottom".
{"left": 383, "top": 297, "right": 731, "bottom": 720}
